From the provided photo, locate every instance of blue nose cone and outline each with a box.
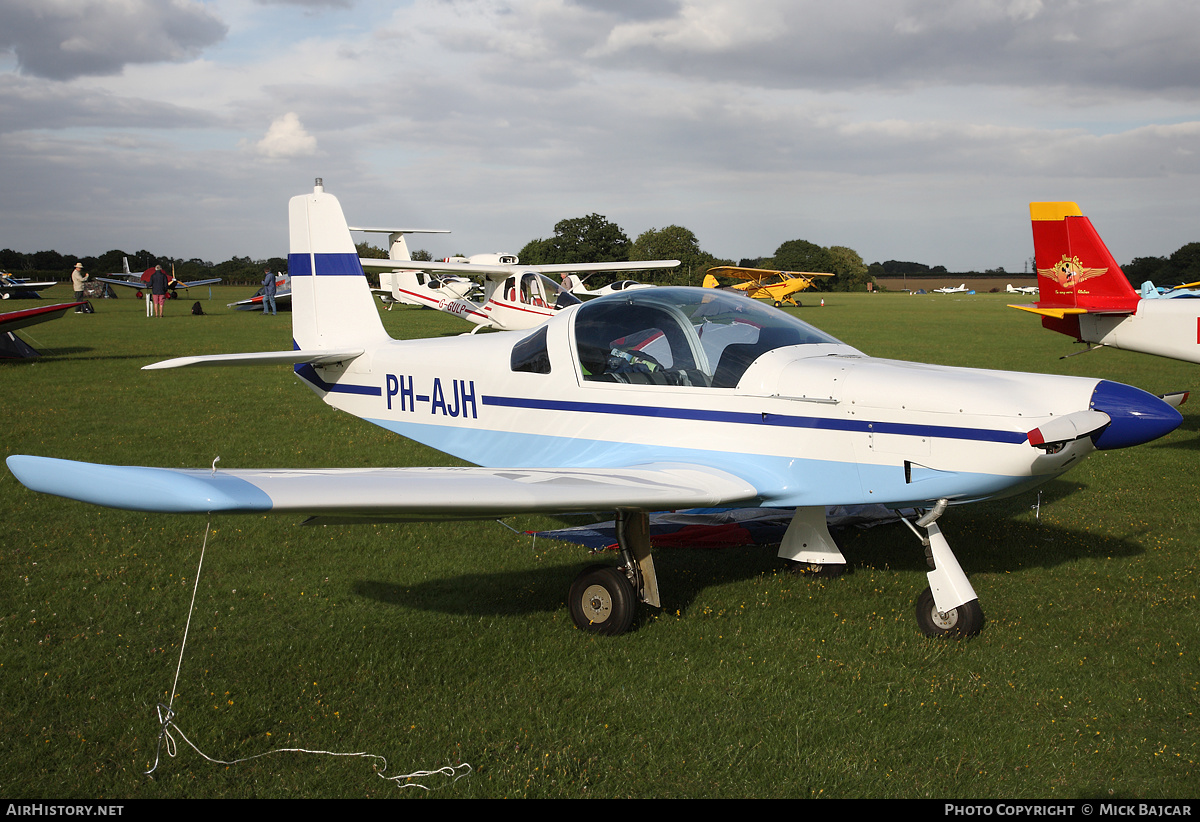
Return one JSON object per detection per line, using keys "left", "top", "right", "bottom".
{"left": 1089, "top": 380, "right": 1183, "bottom": 449}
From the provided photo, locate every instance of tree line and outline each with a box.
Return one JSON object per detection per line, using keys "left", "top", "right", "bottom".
{"left": 5, "top": 220, "right": 1197, "bottom": 292}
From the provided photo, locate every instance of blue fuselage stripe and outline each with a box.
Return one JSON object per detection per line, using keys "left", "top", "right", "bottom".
{"left": 480, "top": 394, "right": 1026, "bottom": 444}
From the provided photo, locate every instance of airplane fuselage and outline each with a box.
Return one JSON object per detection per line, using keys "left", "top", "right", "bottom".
{"left": 296, "top": 288, "right": 1167, "bottom": 511}
{"left": 1072, "top": 299, "right": 1200, "bottom": 364}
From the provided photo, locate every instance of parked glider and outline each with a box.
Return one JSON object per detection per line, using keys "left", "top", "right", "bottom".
{"left": 0, "top": 301, "right": 87, "bottom": 358}
{"left": 6, "top": 182, "right": 1184, "bottom": 640}
{"left": 361, "top": 250, "right": 678, "bottom": 333}
{"left": 0, "top": 273, "right": 58, "bottom": 299}
{"left": 703, "top": 266, "right": 832, "bottom": 307}
{"left": 98, "top": 258, "right": 220, "bottom": 298}
{"left": 1011, "top": 202, "right": 1200, "bottom": 365}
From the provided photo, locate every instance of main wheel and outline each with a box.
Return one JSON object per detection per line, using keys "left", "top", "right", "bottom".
{"left": 915, "top": 587, "right": 984, "bottom": 638}
{"left": 569, "top": 564, "right": 637, "bottom": 635}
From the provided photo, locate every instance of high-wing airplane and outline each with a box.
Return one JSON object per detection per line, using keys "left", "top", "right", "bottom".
{"left": 98, "top": 259, "right": 221, "bottom": 298}
{"left": 0, "top": 301, "right": 87, "bottom": 357}
{"left": 933, "top": 283, "right": 971, "bottom": 294}
{"left": 1006, "top": 283, "right": 1038, "bottom": 296}
{"left": 346, "top": 225, "right": 478, "bottom": 311}
{"left": 6, "top": 182, "right": 1184, "bottom": 640}
{"left": 703, "top": 266, "right": 832, "bottom": 307}
{"left": 1010, "top": 202, "right": 1200, "bottom": 364}
{"left": 360, "top": 250, "right": 679, "bottom": 332}
{"left": 0, "top": 273, "right": 58, "bottom": 299}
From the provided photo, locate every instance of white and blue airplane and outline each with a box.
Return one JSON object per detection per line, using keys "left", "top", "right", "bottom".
{"left": 5, "top": 181, "right": 1186, "bottom": 638}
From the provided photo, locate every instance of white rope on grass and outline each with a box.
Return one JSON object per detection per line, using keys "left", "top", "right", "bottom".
{"left": 144, "top": 517, "right": 472, "bottom": 791}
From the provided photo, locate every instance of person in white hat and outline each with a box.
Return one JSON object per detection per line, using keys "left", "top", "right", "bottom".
{"left": 71, "top": 263, "right": 89, "bottom": 312}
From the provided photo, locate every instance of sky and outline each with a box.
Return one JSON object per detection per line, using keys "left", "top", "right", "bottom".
{"left": 1, "top": 0, "right": 1198, "bottom": 273}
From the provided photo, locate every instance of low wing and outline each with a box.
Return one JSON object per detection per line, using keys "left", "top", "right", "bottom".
{"left": 228, "top": 291, "right": 292, "bottom": 309}
{"left": 0, "top": 301, "right": 87, "bottom": 332}
{"left": 1, "top": 281, "right": 57, "bottom": 292}
{"left": 97, "top": 276, "right": 221, "bottom": 289}
{"left": 6, "top": 456, "right": 761, "bottom": 519}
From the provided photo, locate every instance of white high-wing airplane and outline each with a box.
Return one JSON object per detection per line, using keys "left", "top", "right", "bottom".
{"left": 1011, "top": 202, "right": 1200, "bottom": 364}
{"left": 347, "top": 225, "right": 481, "bottom": 311}
{"left": 97, "top": 258, "right": 221, "bottom": 297}
{"left": 1006, "top": 283, "right": 1038, "bottom": 296}
{"left": 6, "top": 182, "right": 1185, "bottom": 639}
{"left": 934, "top": 283, "right": 970, "bottom": 294}
{"left": 360, "top": 245, "right": 679, "bottom": 332}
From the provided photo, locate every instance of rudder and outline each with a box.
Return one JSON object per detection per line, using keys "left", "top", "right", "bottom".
{"left": 1030, "top": 202, "right": 1139, "bottom": 312}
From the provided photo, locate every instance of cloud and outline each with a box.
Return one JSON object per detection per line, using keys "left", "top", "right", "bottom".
{"left": 253, "top": 112, "right": 318, "bottom": 159}
{"left": 0, "top": 0, "right": 227, "bottom": 81}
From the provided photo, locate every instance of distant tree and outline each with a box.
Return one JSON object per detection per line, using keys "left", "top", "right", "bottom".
{"left": 518, "top": 237, "right": 555, "bottom": 266}
{"left": 630, "top": 225, "right": 723, "bottom": 285}
{"left": 763, "top": 239, "right": 835, "bottom": 290}
{"left": 825, "top": 246, "right": 870, "bottom": 292}
{"left": 356, "top": 241, "right": 388, "bottom": 259}
{"left": 411, "top": 249, "right": 433, "bottom": 262}
{"left": 520, "top": 214, "right": 630, "bottom": 265}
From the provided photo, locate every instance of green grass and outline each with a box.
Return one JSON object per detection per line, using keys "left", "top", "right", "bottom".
{"left": 2, "top": 289, "right": 1196, "bottom": 798}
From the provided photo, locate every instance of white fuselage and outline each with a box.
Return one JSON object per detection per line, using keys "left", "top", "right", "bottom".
{"left": 1078, "top": 299, "right": 1200, "bottom": 364}
{"left": 298, "top": 301, "right": 1103, "bottom": 510}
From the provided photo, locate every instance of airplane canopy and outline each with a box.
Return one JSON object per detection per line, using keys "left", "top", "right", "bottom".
{"left": 574, "top": 287, "right": 843, "bottom": 388}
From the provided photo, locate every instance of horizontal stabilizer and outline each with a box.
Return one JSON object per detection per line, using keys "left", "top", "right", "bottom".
{"left": 143, "top": 349, "right": 364, "bottom": 370}
{"left": 5, "top": 457, "right": 760, "bottom": 518}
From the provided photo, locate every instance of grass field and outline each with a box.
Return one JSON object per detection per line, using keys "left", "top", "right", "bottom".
{"left": 2, "top": 287, "right": 1196, "bottom": 799}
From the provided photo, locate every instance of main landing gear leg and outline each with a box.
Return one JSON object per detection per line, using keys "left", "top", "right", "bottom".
{"left": 568, "top": 510, "right": 659, "bottom": 635}
{"left": 777, "top": 506, "right": 848, "bottom": 578}
{"left": 901, "top": 499, "right": 985, "bottom": 638}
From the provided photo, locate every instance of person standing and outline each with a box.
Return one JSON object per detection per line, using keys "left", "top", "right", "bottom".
{"left": 149, "top": 265, "right": 174, "bottom": 317}
{"left": 71, "top": 262, "right": 89, "bottom": 312}
{"left": 261, "top": 268, "right": 277, "bottom": 315}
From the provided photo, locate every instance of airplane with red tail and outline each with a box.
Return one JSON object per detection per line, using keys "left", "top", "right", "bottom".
{"left": 1010, "top": 202, "right": 1200, "bottom": 364}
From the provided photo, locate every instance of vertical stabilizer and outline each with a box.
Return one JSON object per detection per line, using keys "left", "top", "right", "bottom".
{"left": 289, "top": 180, "right": 390, "bottom": 351}
{"left": 1030, "top": 202, "right": 1139, "bottom": 313}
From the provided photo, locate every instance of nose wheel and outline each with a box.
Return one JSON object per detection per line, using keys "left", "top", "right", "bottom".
{"left": 902, "top": 500, "right": 985, "bottom": 638}
{"left": 915, "top": 587, "right": 984, "bottom": 638}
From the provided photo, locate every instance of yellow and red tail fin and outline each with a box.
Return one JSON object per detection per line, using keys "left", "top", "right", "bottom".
{"left": 1029, "top": 202, "right": 1140, "bottom": 313}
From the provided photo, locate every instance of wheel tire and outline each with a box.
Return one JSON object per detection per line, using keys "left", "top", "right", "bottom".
{"left": 569, "top": 564, "right": 637, "bottom": 635}
{"left": 915, "top": 587, "right": 984, "bottom": 638}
